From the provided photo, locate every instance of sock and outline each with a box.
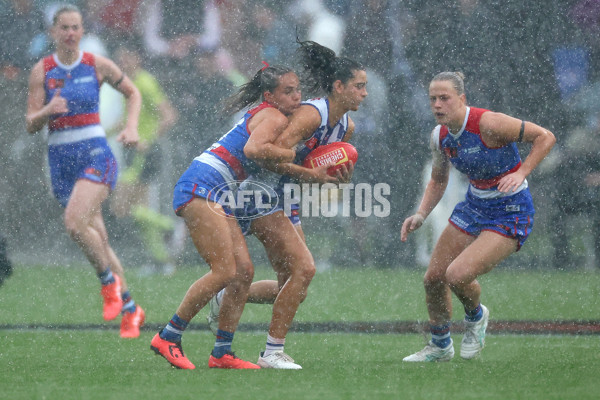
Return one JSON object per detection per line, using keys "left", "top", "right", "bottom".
{"left": 465, "top": 304, "right": 483, "bottom": 322}
{"left": 160, "top": 314, "right": 188, "bottom": 342}
{"left": 430, "top": 324, "right": 451, "bottom": 348}
{"left": 263, "top": 334, "right": 285, "bottom": 357}
{"left": 97, "top": 267, "right": 115, "bottom": 285}
{"left": 211, "top": 329, "right": 234, "bottom": 358}
{"left": 121, "top": 290, "right": 136, "bottom": 314}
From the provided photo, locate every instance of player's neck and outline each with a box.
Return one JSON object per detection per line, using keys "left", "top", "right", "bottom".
{"left": 327, "top": 101, "right": 346, "bottom": 127}
{"left": 56, "top": 49, "right": 80, "bottom": 66}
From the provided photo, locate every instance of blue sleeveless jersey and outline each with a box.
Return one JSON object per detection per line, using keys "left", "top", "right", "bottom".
{"left": 172, "top": 102, "right": 271, "bottom": 215}
{"left": 433, "top": 106, "right": 535, "bottom": 248}
{"left": 42, "top": 51, "right": 117, "bottom": 207}
{"left": 43, "top": 51, "right": 105, "bottom": 145}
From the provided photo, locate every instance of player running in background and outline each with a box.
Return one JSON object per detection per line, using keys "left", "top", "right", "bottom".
{"left": 400, "top": 71, "right": 555, "bottom": 361}
{"left": 109, "top": 44, "right": 179, "bottom": 275}
{"left": 150, "top": 64, "right": 301, "bottom": 370}
{"left": 25, "top": 4, "right": 145, "bottom": 338}
{"left": 207, "top": 40, "right": 368, "bottom": 369}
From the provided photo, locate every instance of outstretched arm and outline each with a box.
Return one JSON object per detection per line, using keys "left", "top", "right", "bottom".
{"left": 401, "top": 131, "right": 450, "bottom": 241}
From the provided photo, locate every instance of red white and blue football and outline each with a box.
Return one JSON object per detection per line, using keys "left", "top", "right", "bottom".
{"left": 302, "top": 142, "right": 358, "bottom": 176}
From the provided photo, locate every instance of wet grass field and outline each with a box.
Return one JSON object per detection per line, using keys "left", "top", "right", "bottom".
{"left": 1, "top": 264, "right": 599, "bottom": 399}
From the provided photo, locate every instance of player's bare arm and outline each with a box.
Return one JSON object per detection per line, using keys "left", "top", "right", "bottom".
{"left": 480, "top": 111, "right": 556, "bottom": 192}
{"left": 26, "top": 60, "right": 69, "bottom": 134}
{"left": 401, "top": 130, "right": 450, "bottom": 241}
{"left": 244, "top": 109, "right": 295, "bottom": 164}
{"left": 96, "top": 55, "right": 141, "bottom": 147}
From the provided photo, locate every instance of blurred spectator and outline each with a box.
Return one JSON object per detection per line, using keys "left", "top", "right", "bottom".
{"left": 139, "top": 0, "right": 223, "bottom": 165}
{"left": 0, "top": 0, "right": 45, "bottom": 81}
{"left": 250, "top": 1, "right": 299, "bottom": 64}
{"left": 81, "top": 0, "right": 144, "bottom": 53}
{"left": 109, "top": 45, "right": 179, "bottom": 275}
{"left": 341, "top": 0, "right": 429, "bottom": 266}
{"left": 545, "top": 1, "right": 600, "bottom": 269}
{"left": 291, "top": 0, "right": 346, "bottom": 54}
{"left": 0, "top": 233, "right": 13, "bottom": 287}
{"left": 548, "top": 112, "right": 600, "bottom": 269}
{"left": 141, "top": 0, "right": 220, "bottom": 60}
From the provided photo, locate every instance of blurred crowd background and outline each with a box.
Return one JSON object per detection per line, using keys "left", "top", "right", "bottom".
{"left": 1, "top": 0, "right": 599, "bottom": 271}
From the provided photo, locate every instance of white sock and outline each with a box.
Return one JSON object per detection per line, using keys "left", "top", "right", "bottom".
{"left": 263, "top": 334, "right": 285, "bottom": 357}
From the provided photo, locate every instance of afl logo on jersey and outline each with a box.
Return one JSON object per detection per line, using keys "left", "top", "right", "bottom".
{"left": 47, "top": 78, "right": 64, "bottom": 89}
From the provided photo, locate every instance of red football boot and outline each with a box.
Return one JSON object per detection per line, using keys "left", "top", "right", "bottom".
{"left": 100, "top": 274, "right": 122, "bottom": 321}
{"left": 150, "top": 333, "right": 196, "bottom": 370}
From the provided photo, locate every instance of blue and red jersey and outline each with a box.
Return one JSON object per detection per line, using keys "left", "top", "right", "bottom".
{"left": 43, "top": 51, "right": 104, "bottom": 145}
{"left": 434, "top": 107, "right": 526, "bottom": 198}
{"left": 199, "top": 101, "right": 273, "bottom": 181}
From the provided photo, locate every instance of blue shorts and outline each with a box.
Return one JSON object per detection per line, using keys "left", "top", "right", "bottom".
{"left": 172, "top": 160, "right": 238, "bottom": 216}
{"left": 449, "top": 188, "right": 535, "bottom": 250}
{"left": 48, "top": 137, "right": 118, "bottom": 208}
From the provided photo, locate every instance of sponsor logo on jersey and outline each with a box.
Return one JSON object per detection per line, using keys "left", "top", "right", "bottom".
{"left": 74, "top": 76, "right": 95, "bottom": 84}
{"left": 47, "top": 78, "right": 64, "bottom": 89}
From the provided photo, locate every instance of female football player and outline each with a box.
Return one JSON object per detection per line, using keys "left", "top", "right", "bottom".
{"left": 150, "top": 63, "right": 304, "bottom": 370}
{"left": 25, "top": 4, "right": 145, "bottom": 338}
{"left": 208, "top": 40, "right": 368, "bottom": 369}
{"left": 401, "top": 71, "right": 555, "bottom": 361}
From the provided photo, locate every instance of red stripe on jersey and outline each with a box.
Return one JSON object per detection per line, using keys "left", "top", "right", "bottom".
{"left": 210, "top": 145, "right": 247, "bottom": 181}
{"left": 469, "top": 162, "right": 522, "bottom": 189}
{"left": 81, "top": 52, "right": 96, "bottom": 66}
{"left": 43, "top": 55, "right": 57, "bottom": 73}
{"left": 49, "top": 113, "right": 101, "bottom": 131}
{"left": 465, "top": 107, "right": 487, "bottom": 134}
{"left": 245, "top": 101, "right": 274, "bottom": 135}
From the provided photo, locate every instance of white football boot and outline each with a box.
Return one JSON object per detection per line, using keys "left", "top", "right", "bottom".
{"left": 460, "top": 304, "right": 489, "bottom": 359}
{"left": 257, "top": 351, "right": 302, "bottom": 369}
{"left": 206, "top": 289, "right": 224, "bottom": 336}
{"left": 403, "top": 340, "right": 455, "bottom": 362}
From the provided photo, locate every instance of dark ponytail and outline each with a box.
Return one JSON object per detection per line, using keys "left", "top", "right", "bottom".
{"left": 222, "top": 65, "right": 294, "bottom": 115}
{"left": 296, "top": 39, "right": 363, "bottom": 95}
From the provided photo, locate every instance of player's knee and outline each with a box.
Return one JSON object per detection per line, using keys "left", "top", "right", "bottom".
{"left": 291, "top": 259, "right": 316, "bottom": 286}
{"left": 63, "top": 214, "right": 84, "bottom": 240}
{"left": 445, "top": 269, "right": 468, "bottom": 291}
{"left": 423, "top": 271, "right": 445, "bottom": 290}
{"left": 236, "top": 261, "right": 255, "bottom": 285}
{"left": 211, "top": 263, "right": 237, "bottom": 286}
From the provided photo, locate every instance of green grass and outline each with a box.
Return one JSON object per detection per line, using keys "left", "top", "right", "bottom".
{"left": 1, "top": 331, "right": 599, "bottom": 400}
{"left": 1, "top": 265, "right": 599, "bottom": 399}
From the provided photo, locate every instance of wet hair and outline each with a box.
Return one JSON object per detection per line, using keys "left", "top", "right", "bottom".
{"left": 296, "top": 40, "right": 364, "bottom": 95}
{"left": 52, "top": 4, "right": 82, "bottom": 26}
{"left": 431, "top": 71, "right": 466, "bottom": 96}
{"left": 222, "top": 65, "right": 294, "bottom": 114}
